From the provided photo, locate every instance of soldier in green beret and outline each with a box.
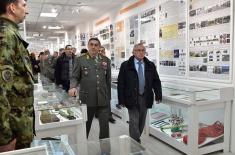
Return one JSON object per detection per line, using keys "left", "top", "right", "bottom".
{"left": 0, "top": 0, "right": 35, "bottom": 152}
{"left": 69, "top": 38, "right": 111, "bottom": 139}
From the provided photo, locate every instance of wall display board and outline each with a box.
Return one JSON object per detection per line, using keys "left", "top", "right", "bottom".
{"left": 140, "top": 8, "right": 157, "bottom": 64}
{"left": 188, "top": 0, "right": 231, "bottom": 81}
{"left": 125, "top": 14, "right": 139, "bottom": 59}
{"left": 158, "top": 0, "right": 187, "bottom": 76}
{"left": 114, "top": 20, "right": 125, "bottom": 68}
{"left": 79, "top": 33, "right": 88, "bottom": 48}
{"left": 109, "top": 24, "right": 115, "bottom": 68}
{"left": 98, "top": 25, "right": 111, "bottom": 58}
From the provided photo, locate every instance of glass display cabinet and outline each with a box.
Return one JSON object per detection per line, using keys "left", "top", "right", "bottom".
{"left": 0, "top": 135, "right": 149, "bottom": 155}
{"left": 147, "top": 81, "right": 233, "bottom": 155}
{"left": 33, "top": 80, "right": 87, "bottom": 145}
{"left": 34, "top": 135, "right": 148, "bottom": 155}
{"left": 111, "top": 80, "right": 129, "bottom": 124}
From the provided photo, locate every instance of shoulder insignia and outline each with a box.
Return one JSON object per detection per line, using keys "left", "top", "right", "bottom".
{"left": 2, "top": 69, "right": 13, "bottom": 82}
{"left": 0, "top": 32, "right": 4, "bottom": 44}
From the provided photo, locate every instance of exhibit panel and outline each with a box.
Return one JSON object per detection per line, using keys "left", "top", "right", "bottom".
{"left": 140, "top": 8, "right": 158, "bottom": 64}
{"left": 188, "top": 0, "right": 232, "bottom": 81}
{"left": 158, "top": 0, "right": 187, "bottom": 76}
{"left": 125, "top": 14, "right": 139, "bottom": 59}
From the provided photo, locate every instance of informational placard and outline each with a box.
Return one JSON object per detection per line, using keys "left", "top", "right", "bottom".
{"left": 140, "top": 8, "right": 157, "bottom": 64}
{"left": 125, "top": 14, "right": 139, "bottom": 59}
{"left": 188, "top": 0, "right": 231, "bottom": 81}
{"left": 158, "top": 0, "right": 187, "bottom": 76}
{"left": 114, "top": 20, "right": 125, "bottom": 68}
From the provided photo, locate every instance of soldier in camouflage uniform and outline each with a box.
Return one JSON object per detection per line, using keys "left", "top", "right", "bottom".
{"left": 0, "top": 0, "right": 34, "bottom": 152}
{"left": 69, "top": 38, "right": 111, "bottom": 139}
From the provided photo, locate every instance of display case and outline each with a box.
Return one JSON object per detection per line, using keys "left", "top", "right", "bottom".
{"left": 111, "top": 81, "right": 129, "bottom": 124}
{"left": 33, "top": 80, "right": 87, "bottom": 145}
{"left": 147, "top": 81, "right": 233, "bottom": 155}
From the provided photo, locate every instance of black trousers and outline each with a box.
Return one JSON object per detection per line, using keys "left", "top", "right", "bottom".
{"left": 127, "top": 95, "right": 147, "bottom": 143}
{"left": 86, "top": 106, "right": 110, "bottom": 139}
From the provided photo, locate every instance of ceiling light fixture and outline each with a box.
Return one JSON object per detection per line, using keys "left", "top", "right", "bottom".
{"left": 48, "top": 26, "right": 63, "bottom": 30}
{"left": 51, "top": 8, "right": 57, "bottom": 13}
{"left": 72, "top": 7, "right": 81, "bottom": 14}
{"left": 40, "top": 12, "right": 58, "bottom": 17}
{"left": 26, "top": 36, "right": 34, "bottom": 39}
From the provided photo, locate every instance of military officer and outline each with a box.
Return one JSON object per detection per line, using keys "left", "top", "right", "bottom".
{"left": 69, "top": 38, "right": 111, "bottom": 139}
{"left": 0, "top": 0, "right": 35, "bottom": 152}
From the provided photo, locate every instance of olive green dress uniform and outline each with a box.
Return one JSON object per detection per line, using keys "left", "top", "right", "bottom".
{"left": 0, "top": 17, "right": 34, "bottom": 149}
{"left": 70, "top": 53, "right": 111, "bottom": 139}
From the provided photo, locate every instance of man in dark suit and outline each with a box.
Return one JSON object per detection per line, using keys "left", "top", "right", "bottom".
{"left": 68, "top": 38, "right": 111, "bottom": 139}
{"left": 117, "top": 43, "right": 162, "bottom": 143}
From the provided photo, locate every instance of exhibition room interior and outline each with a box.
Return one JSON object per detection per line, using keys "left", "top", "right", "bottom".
{"left": 1, "top": 0, "right": 235, "bottom": 155}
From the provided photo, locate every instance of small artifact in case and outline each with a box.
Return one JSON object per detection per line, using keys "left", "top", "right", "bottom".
{"left": 40, "top": 110, "right": 60, "bottom": 124}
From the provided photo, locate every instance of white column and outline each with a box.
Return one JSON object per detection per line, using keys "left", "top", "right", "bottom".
{"left": 65, "top": 32, "right": 68, "bottom": 45}
{"left": 57, "top": 37, "right": 60, "bottom": 49}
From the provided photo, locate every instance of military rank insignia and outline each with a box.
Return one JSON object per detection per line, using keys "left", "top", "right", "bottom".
{"left": 84, "top": 67, "right": 88, "bottom": 75}
{"left": 2, "top": 69, "right": 13, "bottom": 82}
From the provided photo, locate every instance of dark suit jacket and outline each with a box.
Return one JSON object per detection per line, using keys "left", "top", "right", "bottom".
{"left": 117, "top": 56, "right": 162, "bottom": 109}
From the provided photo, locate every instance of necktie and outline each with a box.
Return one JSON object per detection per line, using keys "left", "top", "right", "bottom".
{"left": 138, "top": 61, "right": 145, "bottom": 95}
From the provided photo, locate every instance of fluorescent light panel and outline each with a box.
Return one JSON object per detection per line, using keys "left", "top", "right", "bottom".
{"left": 40, "top": 12, "right": 58, "bottom": 17}
{"left": 48, "top": 26, "right": 62, "bottom": 30}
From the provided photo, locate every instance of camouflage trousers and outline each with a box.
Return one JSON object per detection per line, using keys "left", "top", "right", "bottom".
{"left": 0, "top": 101, "right": 34, "bottom": 149}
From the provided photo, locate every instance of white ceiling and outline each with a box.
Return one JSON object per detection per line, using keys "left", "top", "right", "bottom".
{"left": 25, "top": 0, "right": 126, "bottom": 38}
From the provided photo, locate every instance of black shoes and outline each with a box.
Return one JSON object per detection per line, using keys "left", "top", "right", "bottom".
{"left": 109, "top": 117, "right": 116, "bottom": 124}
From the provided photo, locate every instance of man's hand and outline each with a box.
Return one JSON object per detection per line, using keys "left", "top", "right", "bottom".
{"left": 68, "top": 88, "right": 77, "bottom": 97}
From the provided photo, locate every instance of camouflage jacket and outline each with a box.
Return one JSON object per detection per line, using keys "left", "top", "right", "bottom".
{"left": 0, "top": 17, "right": 34, "bottom": 145}
{"left": 70, "top": 53, "right": 111, "bottom": 107}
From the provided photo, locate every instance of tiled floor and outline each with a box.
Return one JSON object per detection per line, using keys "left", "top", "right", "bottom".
{"left": 88, "top": 116, "right": 235, "bottom": 155}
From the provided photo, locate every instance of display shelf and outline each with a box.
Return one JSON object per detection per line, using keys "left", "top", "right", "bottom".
{"left": 147, "top": 81, "right": 233, "bottom": 155}
{"left": 34, "top": 80, "right": 87, "bottom": 145}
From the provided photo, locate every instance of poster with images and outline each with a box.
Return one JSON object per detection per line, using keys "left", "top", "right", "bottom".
{"left": 79, "top": 33, "right": 88, "bottom": 48}
{"left": 140, "top": 8, "right": 157, "bottom": 64}
{"left": 109, "top": 24, "right": 115, "bottom": 68}
{"left": 188, "top": 0, "right": 231, "bottom": 80}
{"left": 159, "top": 0, "right": 187, "bottom": 76}
{"left": 114, "top": 20, "right": 125, "bottom": 68}
{"left": 95, "top": 25, "right": 111, "bottom": 58}
{"left": 125, "top": 14, "right": 139, "bottom": 59}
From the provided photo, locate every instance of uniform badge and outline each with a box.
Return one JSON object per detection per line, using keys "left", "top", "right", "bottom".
{"left": 101, "top": 61, "right": 108, "bottom": 70}
{"left": 2, "top": 70, "right": 13, "bottom": 82}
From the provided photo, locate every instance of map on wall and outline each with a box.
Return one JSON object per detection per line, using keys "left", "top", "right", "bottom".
{"left": 188, "top": 0, "right": 231, "bottom": 81}
{"left": 125, "top": 14, "right": 139, "bottom": 59}
{"left": 140, "top": 8, "right": 157, "bottom": 64}
{"left": 114, "top": 20, "right": 125, "bottom": 68}
{"left": 159, "top": 0, "right": 186, "bottom": 76}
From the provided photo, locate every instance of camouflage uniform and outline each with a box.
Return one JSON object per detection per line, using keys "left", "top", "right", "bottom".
{"left": 70, "top": 53, "right": 111, "bottom": 139}
{"left": 39, "top": 55, "right": 55, "bottom": 84}
{"left": 0, "top": 17, "right": 34, "bottom": 149}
